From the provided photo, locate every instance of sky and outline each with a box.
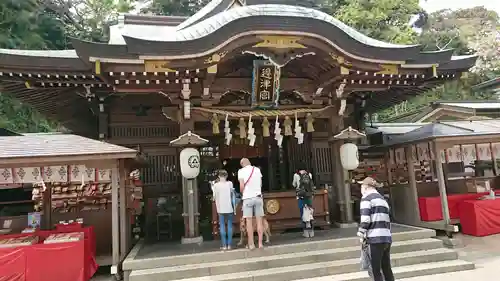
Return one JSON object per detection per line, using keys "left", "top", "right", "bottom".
{"left": 420, "top": 0, "right": 500, "bottom": 14}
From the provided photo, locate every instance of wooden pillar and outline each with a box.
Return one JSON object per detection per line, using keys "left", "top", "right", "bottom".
{"left": 42, "top": 184, "right": 52, "bottom": 230}
{"left": 329, "top": 115, "right": 353, "bottom": 224}
{"left": 432, "top": 141, "right": 451, "bottom": 225}
{"left": 404, "top": 145, "right": 420, "bottom": 224}
{"left": 111, "top": 162, "right": 120, "bottom": 271}
{"left": 119, "top": 159, "right": 128, "bottom": 259}
{"left": 279, "top": 139, "right": 287, "bottom": 190}
{"left": 178, "top": 92, "right": 202, "bottom": 243}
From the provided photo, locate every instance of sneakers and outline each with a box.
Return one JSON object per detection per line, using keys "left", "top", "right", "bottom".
{"left": 303, "top": 229, "right": 315, "bottom": 238}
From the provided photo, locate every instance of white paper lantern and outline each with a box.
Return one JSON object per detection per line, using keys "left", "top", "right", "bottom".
{"left": 179, "top": 148, "right": 201, "bottom": 179}
{"left": 340, "top": 143, "right": 359, "bottom": 170}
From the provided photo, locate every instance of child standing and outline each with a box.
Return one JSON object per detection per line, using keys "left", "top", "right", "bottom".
{"left": 213, "top": 170, "right": 235, "bottom": 250}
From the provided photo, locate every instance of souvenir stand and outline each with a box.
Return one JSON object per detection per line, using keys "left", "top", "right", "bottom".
{"left": 0, "top": 134, "right": 137, "bottom": 281}
{"left": 380, "top": 120, "right": 500, "bottom": 235}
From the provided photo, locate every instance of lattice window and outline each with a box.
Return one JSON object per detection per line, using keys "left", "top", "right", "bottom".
{"left": 110, "top": 125, "right": 179, "bottom": 138}
{"left": 142, "top": 154, "right": 179, "bottom": 187}
{"left": 312, "top": 142, "right": 332, "bottom": 185}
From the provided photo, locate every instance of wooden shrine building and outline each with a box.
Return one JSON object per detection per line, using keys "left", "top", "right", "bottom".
{"left": 0, "top": 1, "right": 477, "bottom": 239}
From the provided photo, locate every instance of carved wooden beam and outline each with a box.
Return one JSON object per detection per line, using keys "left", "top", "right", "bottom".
{"left": 314, "top": 67, "right": 345, "bottom": 89}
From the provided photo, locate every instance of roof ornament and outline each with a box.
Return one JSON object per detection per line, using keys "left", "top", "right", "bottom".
{"left": 243, "top": 50, "right": 315, "bottom": 68}
{"left": 334, "top": 126, "right": 366, "bottom": 140}
{"left": 169, "top": 131, "right": 209, "bottom": 147}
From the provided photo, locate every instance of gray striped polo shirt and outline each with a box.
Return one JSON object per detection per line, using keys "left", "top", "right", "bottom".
{"left": 358, "top": 190, "right": 392, "bottom": 244}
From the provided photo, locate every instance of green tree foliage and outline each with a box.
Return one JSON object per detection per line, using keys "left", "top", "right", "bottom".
{"left": 42, "top": 0, "right": 136, "bottom": 42}
{"left": 0, "top": 0, "right": 69, "bottom": 132}
{"left": 0, "top": 0, "right": 67, "bottom": 49}
{"left": 331, "top": 0, "right": 422, "bottom": 44}
{"left": 0, "top": 0, "right": 136, "bottom": 133}
{"left": 141, "top": 0, "right": 209, "bottom": 16}
{"left": 379, "top": 7, "right": 500, "bottom": 121}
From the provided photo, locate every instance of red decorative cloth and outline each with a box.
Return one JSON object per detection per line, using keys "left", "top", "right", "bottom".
{"left": 459, "top": 199, "right": 500, "bottom": 237}
{"left": 418, "top": 192, "right": 492, "bottom": 221}
{"left": 25, "top": 241, "right": 86, "bottom": 281}
{"left": 0, "top": 247, "right": 27, "bottom": 281}
{"left": 0, "top": 226, "right": 98, "bottom": 281}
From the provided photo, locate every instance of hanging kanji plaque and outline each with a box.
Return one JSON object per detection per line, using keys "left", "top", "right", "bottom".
{"left": 251, "top": 60, "right": 281, "bottom": 108}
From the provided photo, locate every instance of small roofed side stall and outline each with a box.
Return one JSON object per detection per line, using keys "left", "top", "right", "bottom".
{"left": 0, "top": 133, "right": 137, "bottom": 281}
{"left": 376, "top": 120, "right": 500, "bottom": 235}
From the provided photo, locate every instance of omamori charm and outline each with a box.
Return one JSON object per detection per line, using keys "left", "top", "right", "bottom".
{"left": 306, "top": 113, "right": 315, "bottom": 133}
{"left": 238, "top": 118, "right": 246, "bottom": 139}
{"left": 211, "top": 113, "right": 220, "bottom": 135}
{"left": 262, "top": 117, "right": 270, "bottom": 137}
{"left": 284, "top": 116, "right": 293, "bottom": 136}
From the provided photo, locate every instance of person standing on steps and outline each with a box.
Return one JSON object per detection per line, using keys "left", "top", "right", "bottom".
{"left": 238, "top": 158, "right": 264, "bottom": 249}
{"left": 292, "top": 164, "right": 315, "bottom": 238}
{"left": 357, "top": 177, "right": 394, "bottom": 281}
{"left": 212, "top": 169, "right": 235, "bottom": 250}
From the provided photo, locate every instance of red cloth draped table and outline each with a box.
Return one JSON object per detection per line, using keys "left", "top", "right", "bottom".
{"left": 0, "top": 226, "right": 98, "bottom": 281}
{"left": 25, "top": 241, "right": 86, "bottom": 281}
{"left": 418, "top": 192, "right": 494, "bottom": 221}
{"left": 459, "top": 199, "right": 500, "bottom": 237}
{"left": 0, "top": 247, "right": 27, "bottom": 281}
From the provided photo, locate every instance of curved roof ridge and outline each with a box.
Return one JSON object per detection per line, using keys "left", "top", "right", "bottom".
{"left": 0, "top": 49, "right": 78, "bottom": 58}
{"left": 451, "top": 54, "right": 477, "bottom": 60}
{"left": 128, "top": 4, "right": 419, "bottom": 50}
{"left": 176, "top": 0, "right": 227, "bottom": 30}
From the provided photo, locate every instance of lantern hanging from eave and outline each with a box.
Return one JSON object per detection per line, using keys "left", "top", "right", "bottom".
{"left": 179, "top": 148, "right": 201, "bottom": 179}
{"left": 340, "top": 142, "right": 359, "bottom": 170}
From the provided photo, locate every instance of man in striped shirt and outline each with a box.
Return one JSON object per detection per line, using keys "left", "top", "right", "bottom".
{"left": 357, "top": 177, "right": 394, "bottom": 281}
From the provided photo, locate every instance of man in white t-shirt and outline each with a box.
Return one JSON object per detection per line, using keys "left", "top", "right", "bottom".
{"left": 237, "top": 158, "right": 264, "bottom": 249}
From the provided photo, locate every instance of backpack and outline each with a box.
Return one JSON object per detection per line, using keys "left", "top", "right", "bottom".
{"left": 297, "top": 173, "right": 314, "bottom": 198}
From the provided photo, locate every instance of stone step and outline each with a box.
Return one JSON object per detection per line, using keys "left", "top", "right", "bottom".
{"left": 129, "top": 248, "right": 457, "bottom": 281}
{"left": 129, "top": 238, "right": 445, "bottom": 280}
{"left": 124, "top": 228, "right": 436, "bottom": 271}
{"left": 296, "top": 260, "right": 475, "bottom": 281}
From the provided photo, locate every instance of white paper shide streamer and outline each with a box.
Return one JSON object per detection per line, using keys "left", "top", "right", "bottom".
{"left": 247, "top": 115, "right": 256, "bottom": 146}
{"left": 274, "top": 116, "right": 283, "bottom": 147}
{"left": 294, "top": 114, "right": 304, "bottom": 144}
{"left": 224, "top": 114, "right": 232, "bottom": 145}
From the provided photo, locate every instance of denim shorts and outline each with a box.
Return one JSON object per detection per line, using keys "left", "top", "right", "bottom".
{"left": 242, "top": 196, "right": 264, "bottom": 218}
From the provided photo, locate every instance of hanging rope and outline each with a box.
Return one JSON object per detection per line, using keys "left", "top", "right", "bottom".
{"left": 192, "top": 106, "right": 332, "bottom": 118}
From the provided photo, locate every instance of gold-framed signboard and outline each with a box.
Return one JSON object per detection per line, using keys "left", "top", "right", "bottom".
{"left": 252, "top": 60, "right": 281, "bottom": 108}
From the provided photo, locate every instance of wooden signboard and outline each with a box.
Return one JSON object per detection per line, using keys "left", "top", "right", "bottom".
{"left": 252, "top": 60, "right": 281, "bottom": 108}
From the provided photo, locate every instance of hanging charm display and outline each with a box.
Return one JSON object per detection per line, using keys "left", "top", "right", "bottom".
{"left": 262, "top": 117, "right": 270, "bottom": 137}
{"left": 211, "top": 113, "right": 220, "bottom": 135}
{"left": 238, "top": 118, "right": 246, "bottom": 139}
{"left": 224, "top": 114, "right": 232, "bottom": 145}
{"left": 247, "top": 115, "right": 256, "bottom": 146}
{"left": 274, "top": 116, "right": 283, "bottom": 147}
{"left": 294, "top": 113, "right": 304, "bottom": 144}
{"left": 306, "top": 113, "right": 315, "bottom": 133}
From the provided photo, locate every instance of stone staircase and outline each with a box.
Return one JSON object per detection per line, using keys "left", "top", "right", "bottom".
{"left": 125, "top": 228, "right": 474, "bottom": 281}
